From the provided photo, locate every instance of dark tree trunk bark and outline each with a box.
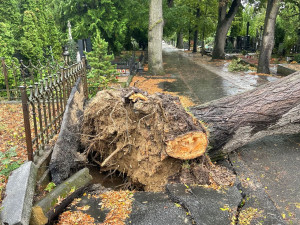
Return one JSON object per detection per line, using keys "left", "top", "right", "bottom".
{"left": 212, "top": 0, "right": 241, "bottom": 59}
{"left": 188, "top": 29, "right": 191, "bottom": 51}
{"left": 193, "top": 8, "right": 200, "bottom": 53}
{"left": 176, "top": 31, "right": 184, "bottom": 49}
{"left": 168, "top": 0, "right": 174, "bottom": 7}
{"left": 257, "top": 0, "right": 281, "bottom": 74}
{"left": 191, "top": 71, "right": 300, "bottom": 158}
{"left": 201, "top": 29, "right": 205, "bottom": 56}
{"left": 193, "top": 30, "right": 198, "bottom": 53}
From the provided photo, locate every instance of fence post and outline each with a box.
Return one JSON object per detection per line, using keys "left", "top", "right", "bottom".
{"left": 81, "top": 56, "right": 88, "bottom": 98}
{"left": 61, "top": 67, "right": 67, "bottom": 107}
{"left": 20, "top": 86, "right": 34, "bottom": 161}
{"left": 1, "top": 58, "right": 11, "bottom": 100}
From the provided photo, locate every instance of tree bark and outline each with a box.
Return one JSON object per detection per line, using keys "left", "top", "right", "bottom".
{"left": 176, "top": 31, "right": 184, "bottom": 49}
{"left": 201, "top": 29, "right": 205, "bottom": 56}
{"left": 193, "top": 30, "right": 199, "bottom": 53}
{"left": 257, "top": 0, "right": 281, "bottom": 74}
{"left": 191, "top": 71, "right": 300, "bottom": 158}
{"left": 148, "top": 0, "right": 164, "bottom": 75}
{"left": 188, "top": 29, "right": 191, "bottom": 51}
{"left": 212, "top": 0, "right": 241, "bottom": 59}
{"left": 193, "top": 8, "right": 200, "bottom": 53}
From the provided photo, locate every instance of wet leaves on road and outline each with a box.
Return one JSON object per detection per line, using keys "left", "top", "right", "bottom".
{"left": 94, "top": 190, "right": 135, "bottom": 225}
{"left": 56, "top": 211, "right": 95, "bottom": 224}
{"left": 130, "top": 76, "right": 195, "bottom": 108}
{"left": 238, "top": 207, "right": 263, "bottom": 225}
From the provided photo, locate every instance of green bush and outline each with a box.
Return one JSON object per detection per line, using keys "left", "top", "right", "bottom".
{"left": 294, "top": 54, "right": 300, "bottom": 63}
{"left": 228, "top": 58, "right": 249, "bottom": 72}
{"left": 86, "top": 32, "right": 118, "bottom": 91}
{"left": 0, "top": 146, "right": 22, "bottom": 177}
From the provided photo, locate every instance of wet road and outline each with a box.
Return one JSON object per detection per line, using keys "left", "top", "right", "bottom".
{"left": 161, "top": 44, "right": 299, "bottom": 224}
{"left": 161, "top": 44, "right": 277, "bottom": 104}
{"left": 161, "top": 46, "right": 243, "bottom": 104}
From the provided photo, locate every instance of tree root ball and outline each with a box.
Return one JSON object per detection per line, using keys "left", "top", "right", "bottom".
{"left": 81, "top": 88, "right": 208, "bottom": 191}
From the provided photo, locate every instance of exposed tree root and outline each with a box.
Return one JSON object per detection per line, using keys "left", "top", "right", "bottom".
{"left": 81, "top": 88, "right": 234, "bottom": 191}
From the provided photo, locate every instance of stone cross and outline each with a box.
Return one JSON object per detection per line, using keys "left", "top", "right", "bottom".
{"left": 68, "top": 20, "right": 73, "bottom": 40}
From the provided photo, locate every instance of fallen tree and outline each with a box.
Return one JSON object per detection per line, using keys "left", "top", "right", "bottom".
{"left": 191, "top": 71, "right": 300, "bottom": 157}
{"left": 81, "top": 71, "right": 300, "bottom": 191}
{"left": 81, "top": 88, "right": 219, "bottom": 191}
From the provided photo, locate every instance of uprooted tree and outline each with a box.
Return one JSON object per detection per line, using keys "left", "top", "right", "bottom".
{"left": 79, "top": 71, "right": 300, "bottom": 191}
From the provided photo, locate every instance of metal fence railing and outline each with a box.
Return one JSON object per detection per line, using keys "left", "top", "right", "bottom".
{"left": 20, "top": 58, "right": 88, "bottom": 161}
{"left": 0, "top": 58, "right": 64, "bottom": 101}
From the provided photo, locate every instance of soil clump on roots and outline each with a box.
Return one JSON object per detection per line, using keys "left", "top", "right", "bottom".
{"left": 81, "top": 87, "right": 235, "bottom": 191}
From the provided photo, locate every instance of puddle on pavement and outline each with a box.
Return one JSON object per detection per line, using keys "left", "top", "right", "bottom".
{"left": 88, "top": 165, "right": 125, "bottom": 190}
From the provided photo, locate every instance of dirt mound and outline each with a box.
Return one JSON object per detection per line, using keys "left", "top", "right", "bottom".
{"left": 81, "top": 88, "right": 234, "bottom": 191}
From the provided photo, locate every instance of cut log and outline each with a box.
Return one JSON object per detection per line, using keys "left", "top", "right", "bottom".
{"left": 30, "top": 168, "right": 92, "bottom": 223}
{"left": 81, "top": 88, "right": 208, "bottom": 191}
{"left": 191, "top": 71, "right": 300, "bottom": 157}
{"left": 166, "top": 132, "right": 208, "bottom": 160}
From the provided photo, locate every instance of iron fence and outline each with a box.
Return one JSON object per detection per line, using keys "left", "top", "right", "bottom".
{"left": 0, "top": 58, "right": 63, "bottom": 100}
{"left": 20, "top": 58, "right": 88, "bottom": 161}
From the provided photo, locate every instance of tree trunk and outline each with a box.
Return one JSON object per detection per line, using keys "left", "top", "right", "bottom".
{"left": 167, "top": 0, "right": 174, "bottom": 7}
{"left": 191, "top": 71, "right": 300, "bottom": 158}
{"left": 201, "top": 29, "right": 205, "bottom": 56}
{"left": 193, "top": 8, "right": 200, "bottom": 53}
{"left": 148, "top": 0, "right": 164, "bottom": 75}
{"left": 80, "top": 72, "right": 300, "bottom": 191}
{"left": 193, "top": 30, "right": 198, "bottom": 53}
{"left": 188, "top": 29, "right": 191, "bottom": 51}
{"left": 176, "top": 31, "right": 184, "bottom": 49}
{"left": 212, "top": 0, "right": 241, "bottom": 59}
{"left": 257, "top": 0, "right": 281, "bottom": 74}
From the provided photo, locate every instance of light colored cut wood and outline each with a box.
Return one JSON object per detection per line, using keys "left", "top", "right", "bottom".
{"left": 166, "top": 132, "right": 208, "bottom": 160}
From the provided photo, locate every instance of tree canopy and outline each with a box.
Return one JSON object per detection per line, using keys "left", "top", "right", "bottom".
{"left": 0, "top": 0, "right": 299, "bottom": 70}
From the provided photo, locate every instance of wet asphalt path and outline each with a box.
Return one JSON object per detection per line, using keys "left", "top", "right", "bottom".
{"left": 161, "top": 46, "right": 244, "bottom": 104}
{"left": 161, "top": 44, "right": 300, "bottom": 224}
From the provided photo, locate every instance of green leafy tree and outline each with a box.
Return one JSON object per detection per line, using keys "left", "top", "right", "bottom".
{"left": 85, "top": 32, "right": 117, "bottom": 89}
{"left": 0, "top": 0, "right": 21, "bottom": 57}
{"left": 45, "top": 13, "right": 62, "bottom": 60}
{"left": 19, "top": 10, "right": 44, "bottom": 61}
{"left": 17, "top": 0, "right": 63, "bottom": 62}
{"left": 164, "top": 0, "right": 217, "bottom": 51}
{"left": 0, "top": 23, "right": 15, "bottom": 59}
{"left": 276, "top": 1, "right": 300, "bottom": 54}
{"left": 55, "top": 0, "right": 127, "bottom": 54}
{"left": 0, "top": 22, "right": 19, "bottom": 91}
{"left": 240, "top": 4, "right": 265, "bottom": 37}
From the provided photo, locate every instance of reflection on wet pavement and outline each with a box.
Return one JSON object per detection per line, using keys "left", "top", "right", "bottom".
{"left": 162, "top": 44, "right": 278, "bottom": 103}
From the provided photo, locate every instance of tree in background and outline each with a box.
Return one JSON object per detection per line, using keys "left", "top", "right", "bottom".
{"left": 163, "top": 0, "right": 217, "bottom": 53}
{"left": 19, "top": 10, "right": 44, "bottom": 61}
{"left": 276, "top": 1, "right": 300, "bottom": 55}
{"left": 0, "top": 23, "right": 15, "bottom": 61}
{"left": 239, "top": 4, "right": 265, "bottom": 37}
{"left": 148, "top": 0, "right": 164, "bottom": 75}
{"left": 163, "top": 0, "right": 189, "bottom": 48}
{"left": 122, "top": 0, "right": 149, "bottom": 50}
{"left": 258, "top": 0, "right": 281, "bottom": 74}
{"left": 0, "top": 0, "right": 62, "bottom": 62}
{"left": 85, "top": 32, "right": 117, "bottom": 89}
{"left": 212, "top": 0, "right": 241, "bottom": 59}
{"left": 0, "top": 22, "right": 19, "bottom": 89}
{"left": 55, "top": 0, "right": 127, "bottom": 55}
